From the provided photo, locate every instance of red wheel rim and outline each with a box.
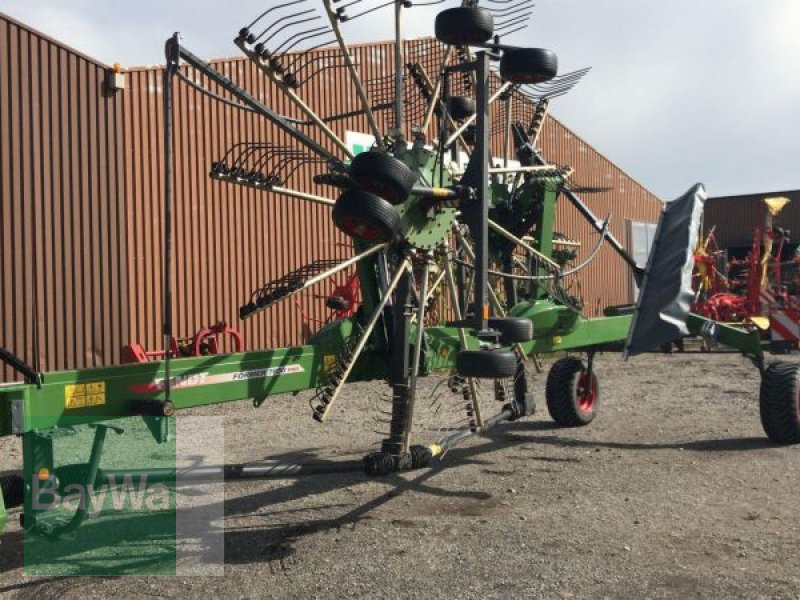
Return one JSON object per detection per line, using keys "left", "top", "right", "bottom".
{"left": 339, "top": 217, "right": 382, "bottom": 241}
{"left": 577, "top": 372, "right": 596, "bottom": 413}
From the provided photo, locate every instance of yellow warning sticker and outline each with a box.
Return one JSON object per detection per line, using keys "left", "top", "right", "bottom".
{"left": 65, "top": 381, "right": 106, "bottom": 409}
{"left": 323, "top": 355, "right": 337, "bottom": 375}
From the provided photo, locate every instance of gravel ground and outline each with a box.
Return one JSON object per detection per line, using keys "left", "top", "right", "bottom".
{"left": 1, "top": 350, "right": 800, "bottom": 598}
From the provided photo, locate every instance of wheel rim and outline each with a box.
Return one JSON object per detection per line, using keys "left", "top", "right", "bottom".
{"left": 339, "top": 217, "right": 382, "bottom": 241}
{"left": 577, "top": 373, "right": 596, "bottom": 412}
{"left": 360, "top": 177, "right": 394, "bottom": 201}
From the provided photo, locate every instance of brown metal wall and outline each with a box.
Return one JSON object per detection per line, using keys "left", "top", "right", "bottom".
{"left": 704, "top": 190, "right": 800, "bottom": 249}
{"left": 0, "top": 13, "right": 128, "bottom": 381}
{"left": 1, "top": 14, "right": 662, "bottom": 379}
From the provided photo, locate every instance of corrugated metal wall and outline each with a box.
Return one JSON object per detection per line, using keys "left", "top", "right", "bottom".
{"left": 0, "top": 13, "right": 129, "bottom": 381}
{"left": 1, "top": 12, "right": 662, "bottom": 380}
{"left": 704, "top": 190, "right": 800, "bottom": 249}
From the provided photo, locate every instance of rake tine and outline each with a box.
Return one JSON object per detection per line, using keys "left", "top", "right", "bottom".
{"left": 292, "top": 54, "right": 348, "bottom": 80}
{"left": 254, "top": 9, "right": 317, "bottom": 46}
{"left": 335, "top": 0, "right": 365, "bottom": 9}
{"left": 495, "top": 16, "right": 532, "bottom": 33}
{"left": 525, "top": 81, "right": 573, "bottom": 95}
{"left": 491, "top": 3, "right": 534, "bottom": 19}
{"left": 539, "top": 67, "right": 591, "bottom": 84}
{"left": 231, "top": 143, "right": 269, "bottom": 169}
{"left": 272, "top": 24, "right": 329, "bottom": 55}
{"left": 284, "top": 40, "right": 341, "bottom": 73}
{"left": 219, "top": 140, "right": 261, "bottom": 163}
{"left": 342, "top": 0, "right": 396, "bottom": 21}
{"left": 244, "top": 0, "right": 309, "bottom": 30}
{"left": 499, "top": 0, "right": 535, "bottom": 13}
{"left": 496, "top": 11, "right": 533, "bottom": 25}
{"left": 495, "top": 24, "right": 529, "bottom": 38}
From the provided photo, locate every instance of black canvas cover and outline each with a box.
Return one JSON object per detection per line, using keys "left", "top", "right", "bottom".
{"left": 624, "top": 184, "right": 707, "bottom": 358}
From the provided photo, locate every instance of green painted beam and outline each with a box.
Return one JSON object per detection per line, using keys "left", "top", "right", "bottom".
{"left": 686, "top": 314, "right": 763, "bottom": 359}
{"left": 0, "top": 311, "right": 636, "bottom": 436}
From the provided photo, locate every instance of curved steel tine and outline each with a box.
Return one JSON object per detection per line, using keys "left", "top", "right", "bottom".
{"left": 501, "top": 0, "right": 535, "bottom": 12}
{"left": 528, "top": 79, "right": 580, "bottom": 95}
{"left": 545, "top": 67, "right": 592, "bottom": 83}
{"left": 297, "top": 59, "right": 349, "bottom": 83}
{"left": 496, "top": 13, "right": 532, "bottom": 27}
{"left": 524, "top": 72, "right": 589, "bottom": 92}
{"left": 271, "top": 151, "right": 313, "bottom": 175}
{"left": 283, "top": 156, "right": 327, "bottom": 181}
{"left": 218, "top": 140, "right": 261, "bottom": 163}
{"left": 242, "top": 146, "right": 284, "bottom": 172}
{"left": 267, "top": 21, "right": 326, "bottom": 54}
{"left": 252, "top": 148, "right": 297, "bottom": 174}
{"left": 273, "top": 26, "right": 332, "bottom": 56}
{"left": 284, "top": 40, "right": 340, "bottom": 72}
{"left": 254, "top": 9, "right": 316, "bottom": 44}
{"left": 290, "top": 51, "right": 340, "bottom": 74}
{"left": 526, "top": 80, "right": 575, "bottom": 92}
{"left": 495, "top": 16, "right": 532, "bottom": 32}
{"left": 335, "top": 0, "right": 365, "bottom": 8}
{"left": 249, "top": 149, "right": 278, "bottom": 174}
{"left": 244, "top": 0, "right": 309, "bottom": 30}
{"left": 344, "top": 0, "right": 396, "bottom": 21}
{"left": 522, "top": 68, "right": 590, "bottom": 95}
{"left": 542, "top": 88, "right": 572, "bottom": 100}
{"left": 489, "top": 2, "right": 534, "bottom": 18}
{"left": 231, "top": 143, "right": 269, "bottom": 168}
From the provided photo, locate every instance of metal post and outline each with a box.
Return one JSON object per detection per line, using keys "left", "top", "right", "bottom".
{"left": 382, "top": 266, "right": 413, "bottom": 455}
{"left": 402, "top": 259, "right": 429, "bottom": 452}
{"left": 473, "top": 52, "right": 491, "bottom": 332}
{"left": 163, "top": 34, "right": 180, "bottom": 408}
{"left": 393, "top": 0, "right": 405, "bottom": 136}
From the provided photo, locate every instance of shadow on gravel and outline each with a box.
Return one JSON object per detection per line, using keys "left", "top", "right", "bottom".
{"left": 496, "top": 422, "right": 775, "bottom": 453}
{"left": 222, "top": 434, "right": 531, "bottom": 565}
{"left": 0, "top": 529, "right": 24, "bottom": 576}
{"left": 1, "top": 423, "right": 777, "bottom": 576}
{"left": 0, "top": 575, "right": 120, "bottom": 598}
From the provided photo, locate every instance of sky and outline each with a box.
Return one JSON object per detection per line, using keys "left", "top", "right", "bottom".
{"left": 1, "top": 0, "right": 798, "bottom": 200}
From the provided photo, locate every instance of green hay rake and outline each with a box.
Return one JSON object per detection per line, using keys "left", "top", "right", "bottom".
{"left": 0, "top": 1, "right": 795, "bottom": 547}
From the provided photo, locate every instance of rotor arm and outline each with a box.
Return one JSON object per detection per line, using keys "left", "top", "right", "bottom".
{"left": 511, "top": 123, "right": 643, "bottom": 281}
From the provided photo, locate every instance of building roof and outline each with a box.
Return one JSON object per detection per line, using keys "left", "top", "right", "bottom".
{"left": 708, "top": 189, "right": 800, "bottom": 202}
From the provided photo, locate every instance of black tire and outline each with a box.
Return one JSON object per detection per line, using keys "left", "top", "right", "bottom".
{"left": 0, "top": 474, "right": 24, "bottom": 509}
{"left": 332, "top": 190, "right": 400, "bottom": 243}
{"left": 488, "top": 317, "right": 533, "bottom": 345}
{"left": 447, "top": 96, "right": 476, "bottom": 121}
{"left": 545, "top": 357, "right": 599, "bottom": 426}
{"left": 435, "top": 7, "right": 494, "bottom": 46}
{"left": 499, "top": 48, "right": 558, "bottom": 85}
{"left": 348, "top": 151, "right": 417, "bottom": 205}
{"left": 759, "top": 361, "right": 800, "bottom": 444}
{"left": 456, "top": 349, "right": 518, "bottom": 379}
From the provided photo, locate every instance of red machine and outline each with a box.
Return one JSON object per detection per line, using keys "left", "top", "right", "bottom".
{"left": 694, "top": 196, "right": 798, "bottom": 350}
{"left": 122, "top": 321, "right": 244, "bottom": 364}
{"left": 295, "top": 273, "right": 361, "bottom": 332}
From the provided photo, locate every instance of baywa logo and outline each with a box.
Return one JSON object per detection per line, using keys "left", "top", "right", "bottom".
{"left": 33, "top": 474, "right": 173, "bottom": 518}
